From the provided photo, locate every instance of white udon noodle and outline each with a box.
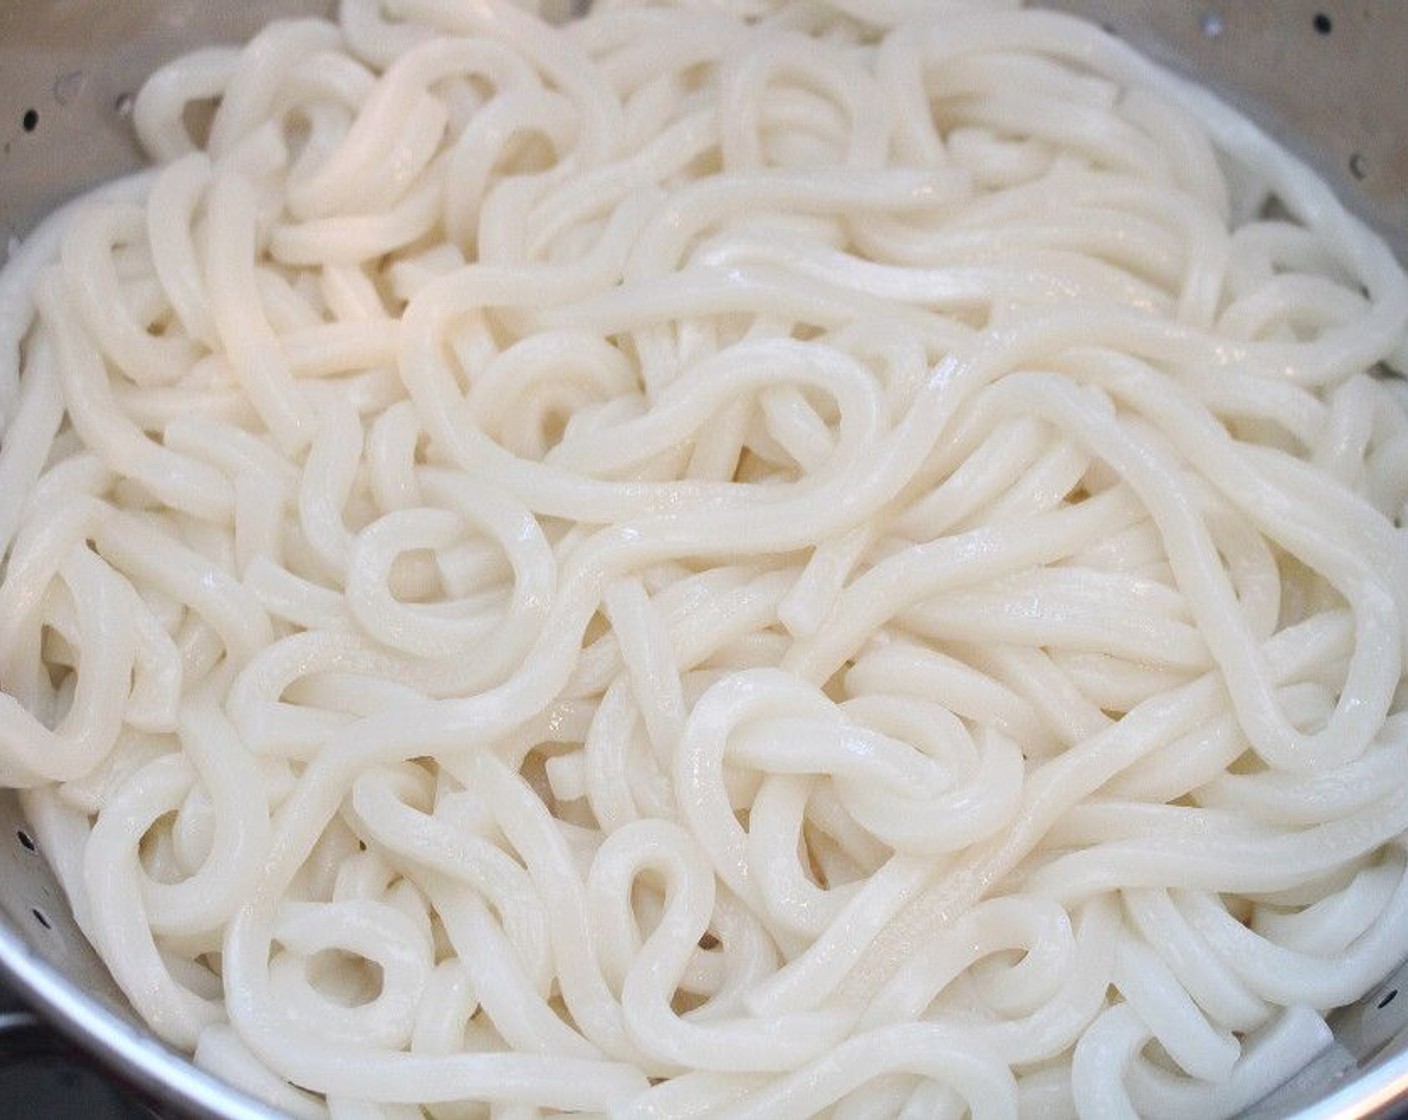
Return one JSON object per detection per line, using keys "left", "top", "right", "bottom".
{"left": 1, "top": 0, "right": 1407, "bottom": 1116}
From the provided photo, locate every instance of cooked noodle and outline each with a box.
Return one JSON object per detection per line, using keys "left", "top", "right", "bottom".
{"left": 2, "top": 0, "right": 1407, "bottom": 1116}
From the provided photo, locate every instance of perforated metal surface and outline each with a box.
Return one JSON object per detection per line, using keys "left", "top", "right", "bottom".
{"left": 0, "top": 1, "right": 1402, "bottom": 255}
{"left": 0, "top": 791, "right": 277, "bottom": 1118}
{"left": 1040, "top": 1, "right": 1408, "bottom": 262}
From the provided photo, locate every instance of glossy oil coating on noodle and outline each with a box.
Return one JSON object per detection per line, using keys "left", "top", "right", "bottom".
{"left": 1, "top": 0, "right": 1408, "bottom": 1116}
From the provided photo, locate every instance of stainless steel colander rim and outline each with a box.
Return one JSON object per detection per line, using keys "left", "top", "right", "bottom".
{"left": 0, "top": 908, "right": 277, "bottom": 1119}
{"left": 6, "top": 902, "right": 1408, "bottom": 1120}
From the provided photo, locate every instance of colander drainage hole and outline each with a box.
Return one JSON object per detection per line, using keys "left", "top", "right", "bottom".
{"left": 30, "top": 908, "right": 51, "bottom": 931}
{"left": 20, "top": 108, "right": 37, "bottom": 133}
{"left": 1378, "top": 988, "right": 1399, "bottom": 1010}
{"left": 14, "top": 828, "right": 34, "bottom": 852}
{"left": 1313, "top": 12, "right": 1333, "bottom": 35}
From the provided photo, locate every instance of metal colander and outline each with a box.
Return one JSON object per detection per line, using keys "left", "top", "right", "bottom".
{"left": 0, "top": 2, "right": 1406, "bottom": 1116}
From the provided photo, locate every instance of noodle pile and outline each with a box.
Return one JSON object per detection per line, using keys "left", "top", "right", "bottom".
{"left": 2, "top": 0, "right": 1408, "bottom": 1115}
